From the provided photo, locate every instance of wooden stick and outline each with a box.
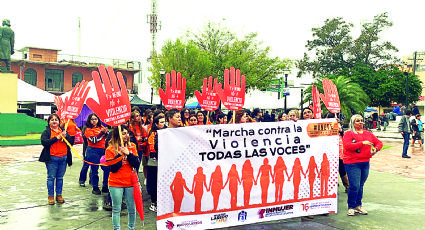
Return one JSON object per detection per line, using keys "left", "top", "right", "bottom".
{"left": 206, "top": 111, "right": 210, "bottom": 124}
{"left": 64, "top": 119, "right": 70, "bottom": 132}
{"left": 118, "top": 125, "right": 124, "bottom": 147}
{"left": 233, "top": 110, "right": 236, "bottom": 124}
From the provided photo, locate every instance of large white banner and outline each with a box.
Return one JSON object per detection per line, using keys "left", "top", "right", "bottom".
{"left": 157, "top": 119, "right": 339, "bottom": 230}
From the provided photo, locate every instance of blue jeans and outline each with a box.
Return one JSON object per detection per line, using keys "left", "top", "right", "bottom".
{"left": 86, "top": 146, "right": 108, "bottom": 189}
{"left": 402, "top": 133, "right": 410, "bottom": 156}
{"left": 45, "top": 155, "right": 67, "bottom": 196}
{"left": 345, "top": 162, "right": 370, "bottom": 209}
{"left": 110, "top": 187, "right": 136, "bottom": 230}
{"left": 78, "top": 157, "right": 90, "bottom": 184}
{"left": 146, "top": 166, "right": 157, "bottom": 203}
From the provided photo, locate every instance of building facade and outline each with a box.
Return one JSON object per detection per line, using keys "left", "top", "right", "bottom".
{"left": 10, "top": 47, "right": 140, "bottom": 95}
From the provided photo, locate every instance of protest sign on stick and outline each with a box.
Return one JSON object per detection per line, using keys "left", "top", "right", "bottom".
{"left": 320, "top": 79, "right": 340, "bottom": 114}
{"left": 214, "top": 67, "right": 246, "bottom": 123}
{"left": 86, "top": 65, "right": 131, "bottom": 144}
{"left": 310, "top": 85, "right": 322, "bottom": 119}
{"left": 195, "top": 76, "right": 220, "bottom": 111}
{"left": 158, "top": 70, "right": 187, "bottom": 110}
{"left": 55, "top": 80, "right": 90, "bottom": 130}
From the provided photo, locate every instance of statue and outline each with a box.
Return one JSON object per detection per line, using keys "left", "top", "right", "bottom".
{"left": 0, "top": 19, "right": 15, "bottom": 72}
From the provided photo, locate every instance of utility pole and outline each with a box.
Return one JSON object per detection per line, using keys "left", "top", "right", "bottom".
{"left": 147, "top": 0, "right": 162, "bottom": 62}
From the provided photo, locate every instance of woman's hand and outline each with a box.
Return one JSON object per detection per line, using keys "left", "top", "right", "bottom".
{"left": 371, "top": 147, "right": 378, "bottom": 156}
{"left": 119, "top": 146, "right": 129, "bottom": 156}
{"left": 362, "top": 141, "right": 373, "bottom": 146}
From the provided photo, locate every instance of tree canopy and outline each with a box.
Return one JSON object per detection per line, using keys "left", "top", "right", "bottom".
{"left": 149, "top": 22, "right": 292, "bottom": 98}
{"left": 298, "top": 12, "right": 422, "bottom": 106}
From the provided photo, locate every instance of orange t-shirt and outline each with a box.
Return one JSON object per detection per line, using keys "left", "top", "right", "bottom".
{"left": 130, "top": 124, "right": 148, "bottom": 151}
{"left": 50, "top": 129, "right": 67, "bottom": 157}
{"left": 84, "top": 126, "right": 106, "bottom": 149}
{"left": 106, "top": 143, "right": 138, "bottom": 187}
{"left": 62, "top": 119, "right": 80, "bottom": 136}
{"left": 147, "top": 131, "right": 157, "bottom": 154}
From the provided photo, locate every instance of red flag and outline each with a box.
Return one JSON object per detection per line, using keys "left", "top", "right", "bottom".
{"left": 214, "top": 67, "right": 246, "bottom": 111}
{"left": 194, "top": 76, "right": 220, "bottom": 111}
{"left": 320, "top": 79, "right": 340, "bottom": 113}
{"left": 158, "top": 70, "right": 187, "bottom": 110}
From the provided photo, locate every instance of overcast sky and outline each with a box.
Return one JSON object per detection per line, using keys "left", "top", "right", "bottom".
{"left": 2, "top": 0, "right": 424, "bottom": 63}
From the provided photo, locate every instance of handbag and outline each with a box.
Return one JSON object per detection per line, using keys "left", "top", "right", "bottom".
{"left": 146, "top": 152, "right": 158, "bottom": 167}
{"left": 74, "top": 131, "right": 83, "bottom": 144}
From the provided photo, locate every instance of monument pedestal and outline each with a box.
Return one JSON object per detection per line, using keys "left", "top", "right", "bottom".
{"left": 0, "top": 72, "right": 18, "bottom": 113}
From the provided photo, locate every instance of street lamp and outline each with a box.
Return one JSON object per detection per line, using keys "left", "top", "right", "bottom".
{"left": 404, "top": 71, "right": 409, "bottom": 106}
{"left": 283, "top": 69, "right": 290, "bottom": 113}
{"left": 159, "top": 69, "right": 166, "bottom": 107}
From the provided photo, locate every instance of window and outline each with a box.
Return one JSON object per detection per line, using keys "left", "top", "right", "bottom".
{"left": 45, "top": 69, "right": 64, "bottom": 91}
{"left": 72, "top": 72, "right": 83, "bottom": 87}
{"left": 122, "top": 75, "right": 127, "bottom": 88}
{"left": 24, "top": 68, "right": 37, "bottom": 86}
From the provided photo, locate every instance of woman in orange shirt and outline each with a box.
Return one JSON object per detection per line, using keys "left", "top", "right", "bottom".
{"left": 40, "top": 114, "right": 73, "bottom": 205}
{"left": 129, "top": 111, "right": 148, "bottom": 174}
{"left": 106, "top": 126, "right": 140, "bottom": 230}
{"left": 84, "top": 113, "right": 109, "bottom": 195}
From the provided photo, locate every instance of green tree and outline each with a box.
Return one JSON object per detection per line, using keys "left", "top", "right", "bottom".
{"left": 303, "top": 75, "right": 370, "bottom": 118}
{"left": 149, "top": 38, "right": 213, "bottom": 98}
{"left": 297, "top": 12, "right": 399, "bottom": 78}
{"left": 150, "top": 21, "right": 292, "bottom": 96}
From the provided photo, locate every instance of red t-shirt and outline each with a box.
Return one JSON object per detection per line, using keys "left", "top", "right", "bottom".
{"left": 343, "top": 130, "right": 383, "bottom": 164}
{"left": 84, "top": 126, "right": 106, "bottom": 149}
{"left": 50, "top": 129, "right": 67, "bottom": 157}
{"left": 106, "top": 143, "right": 138, "bottom": 187}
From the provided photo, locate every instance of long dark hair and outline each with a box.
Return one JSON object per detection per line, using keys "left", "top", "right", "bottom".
{"left": 85, "top": 113, "right": 102, "bottom": 128}
{"left": 108, "top": 126, "right": 131, "bottom": 155}
{"left": 148, "top": 114, "right": 165, "bottom": 137}
{"left": 196, "top": 111, "right": 206, "bottom": 125}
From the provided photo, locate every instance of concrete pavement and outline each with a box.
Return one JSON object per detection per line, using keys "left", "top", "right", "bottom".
{"left": 0, "top": 141, "right": 425, "bottom": 230}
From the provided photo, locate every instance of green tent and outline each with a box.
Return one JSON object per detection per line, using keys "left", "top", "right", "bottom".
{"left": 130, "top": 95, "right": 153, "bottom": 109}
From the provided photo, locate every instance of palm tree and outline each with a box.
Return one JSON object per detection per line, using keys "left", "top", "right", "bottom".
{"left": 303, "top": 75, "right": 370, "bottom": 119}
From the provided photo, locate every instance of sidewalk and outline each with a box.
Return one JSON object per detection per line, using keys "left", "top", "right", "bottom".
{"left": 0, "top": 141, "right": 424, "bottom": 229}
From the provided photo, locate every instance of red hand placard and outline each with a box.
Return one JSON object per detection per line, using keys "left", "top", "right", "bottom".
{"left": 310, "top": 85, "right": 322, "bottom": 119}
{"left": 86, "top": 65, "right": 131, "bottom": 126}
{"left": 320, "top": 78, "right": 341, "bottom": 113}
{"left": 194, "top": 76, "right": 220, "bottom": 111}
{"left": 158, "top": 70, "right": 186, "bottom": 110}
{"left": 62, "top": 80, "right": 90, "bottom": 119}
{"left": 54, "top": 96, "right": 65, "bottom": 119}
{"left": 214, "top": 67, "right": 246, "bottom": 111}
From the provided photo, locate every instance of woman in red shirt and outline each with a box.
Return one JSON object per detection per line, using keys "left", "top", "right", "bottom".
{"left": 84, "top": 113, "right": 109, "bottom": 195}
{"left": 343, "top": 114, "right": 382, "bottom": 216}
{"left": 129, "top": 111, "right": 148, "bottom": 175}
{"left": 106, "top": 126, "right": 140, "bottom": 230}
{"left": 40, "top": 114, "right": 73, "bottom": 205}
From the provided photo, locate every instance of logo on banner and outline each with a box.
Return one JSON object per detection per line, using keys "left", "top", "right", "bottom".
{"left": 211, "top": 213, "right": 228, "bottom": 224}
{"left": 238, "top": 211, "right": 247, "bottom": 222}
{"left": 308, "top": 201, "right": 332, "bottom": 210}
{"left": 258, "top": 205, "right": 294, "bottom": 219}
{"left": 165, "top": 220, "right": 174, "bottom": 230}
{"left": 174, "top": 220, "right": 202, "bottom": 228}
{"left": 306, "top": 122, "right": 339, "bottom": 137}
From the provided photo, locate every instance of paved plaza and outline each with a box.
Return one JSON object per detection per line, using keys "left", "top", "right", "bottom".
{"left": 1, "top": 141, "right": 425, "bottom": 229}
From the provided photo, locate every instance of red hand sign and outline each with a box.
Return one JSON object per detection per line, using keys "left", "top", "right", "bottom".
{"left": 54, "top": 96, "right": 65, "bottom": 119}
{"left": 62, "top": 80, "right": 90, "bottom": 119}
{"left": 86, "top": 65, "right": 131, "bottom": 126}
{"left": 194, "top": 76, "right": 220, "bottom": 111}
{"left": 158, "top": 70, "right": 186, "bottom": 110}
{"left": 310, "top": 85, "right": 322, "bottom": 119}
{"left": 320, "top": 78, "right": 341, "bottom": 113}
{"left": 214, "top": 67, "right": 246, "bottom": 111}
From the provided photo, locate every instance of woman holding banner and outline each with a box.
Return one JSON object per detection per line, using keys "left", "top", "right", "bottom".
{"left": 188, "top": 114, "right": 198, "bottom": 126}
{"left": 181, "top": 108, "right": 191, "bottom": 126}
{"left": 229, "top": 109, "right": 248, "bottom": 124}
{"left": 343, "top": 114, "right": 382, "bottom": 216}
{"left": 106, "top": 126, "right": 139, "bottom": 230}
{"left": 84, "top": 113, "right": 109, "bottom": 195}
{"left": 146, "top": 115, "right": 166, "bottom": 212}
{"left": 40, "top": 114, "right": 74, "bottom": 205}
{"left": 217, "top": 113, "right": 228, "bottom": 124}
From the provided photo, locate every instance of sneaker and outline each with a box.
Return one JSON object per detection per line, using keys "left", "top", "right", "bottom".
{"left": 102, "top": 187, "right": 109, "bottom": 194}
{"left": 48, "top": 196, "right": 55, "bottom": 205}
{"left": 103, "top": 202, "right": 112, "bottom": 211}
{"left": 410, "top": 144, "right": 414, "bottom": 147}
{"left": 144, "top": 178, "right": 147, "bottom": 186}
{"left": 347, "top": 209, "right": 355, "bottom": 216}
{"left": 56, "top": 195, "right": 65, "bottom": 203}
{"left": 402, "top": 155, "right": 411, "bottom": 158}
{"left": 92, "top": 188, "right": 101, "bottom": 195}
{"left": 355, "top": 206, "right": 368, "bottom": 215}
{"left": 149, "top": 203, "right": 157, "bottom": 212}
{"left": 79, "top": 183, "right": 85, "bottom": 187}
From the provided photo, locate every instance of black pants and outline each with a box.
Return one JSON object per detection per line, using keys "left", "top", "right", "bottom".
{"left": 146, "top": 166, "right": 157, "bottom": 203}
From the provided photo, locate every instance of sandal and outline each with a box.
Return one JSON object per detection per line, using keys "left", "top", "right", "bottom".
{"left": 355, "top": 206, "right": 368, "bottom": 215}
{"left": 347, "top": 209, "right": 355, "bottom": 216}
